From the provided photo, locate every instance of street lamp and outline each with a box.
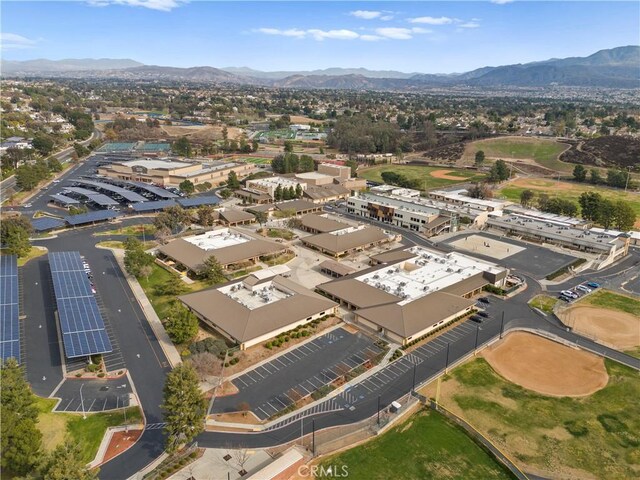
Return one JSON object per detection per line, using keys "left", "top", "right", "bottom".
{"left": 412, "top": 364, "right": 417, "bottom": 393}
{"left": 377, "top": 395, "right": 381, "bottom": 425}
{"left": 444, "top": 343, "right": 450, "bottom": 374}
{"left": 474, "top": 325, "right": 481, "bottom": 354}
{"left": 500, "top": 311, "right": 505, "bottom": 339}
{"left": 80, "top": 384, "right": 86, "bottom": 419}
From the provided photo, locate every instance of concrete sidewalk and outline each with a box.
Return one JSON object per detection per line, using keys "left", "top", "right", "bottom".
{"left": 102, "top": 246, "right": 182, "bottom": 368}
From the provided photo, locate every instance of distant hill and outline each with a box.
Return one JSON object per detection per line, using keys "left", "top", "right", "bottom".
{"left": 1, "top": 58, "right": 143, "bottom": 74}
{"left": 3, "top": 46, "right": 638, "bottom": 89}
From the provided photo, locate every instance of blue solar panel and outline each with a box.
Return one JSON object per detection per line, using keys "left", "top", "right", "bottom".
{"left": 50, "top": 193, "right": 80, "bottom": 205}
{"left": 72, "top": 179, "right": 147, "bottom": 203}
{"left": 31, "top": 217, "right": 67, "bottom": 232}
{"left": 48, "top": 252, "right": 112, "bottom": 358}
{"left": 178, "top": 196, "right": 220, "bottom": 207}
{"left": 64, "top": 210, "right": 122, "bottom": 226}
{"left": 130, "top": 199, "right": 177, "bottom": 212}
{"left": 0, "top": 255, "right": 20, "bottom": 363}
{"left": 63, "top": 187, "right": 119, "bottom": 207}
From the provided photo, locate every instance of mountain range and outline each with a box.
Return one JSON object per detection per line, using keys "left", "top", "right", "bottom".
{"left": 2, "top": 46, "right": 638, "bottom": 89}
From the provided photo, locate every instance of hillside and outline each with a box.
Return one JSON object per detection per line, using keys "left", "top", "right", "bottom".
{"left": 560, "top": 136, "right": 640, "bottom": 169}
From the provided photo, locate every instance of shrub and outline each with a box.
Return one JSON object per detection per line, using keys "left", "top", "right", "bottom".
{"left": 97, "top": 372, "right": 105, "bottom": 378}
{"left": 301, "top": 330, "right": 309, "bottom": 337}
{"left": 265, "top": 342, "right": 272, "bottom": 349}
{"left": 189, "top": 337, "right": 227, "bottom": 356}
{"left": 564, "top": 420, "right": 589, "bottom": 437}
{"left": 75, "top": 373, "right": 82, "bottom": 377}
{"left": 224, "top": 362, "right": 229, "bottom": 367}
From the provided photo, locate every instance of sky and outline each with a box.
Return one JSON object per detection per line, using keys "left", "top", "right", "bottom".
{"left": 2, "top": 1, "right": 639, "bottom": 73}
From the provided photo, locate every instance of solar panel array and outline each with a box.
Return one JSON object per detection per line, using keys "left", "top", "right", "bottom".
{"left": 178, "top": 196, "right": 220, "bottom": 207}
{"left": 128, "top": 181, "right": 178, "bottom": 199}
{"left": 130, "top": 199, "right": 177, "bottom": 212}
{"left": 31, "top": 217, "right": 66, "bottom": 232}
{"left": 49, "top": 252, "right": 112, "bottom": 358}
{"left": 64, "top": 210, "right": 122, "bottom": 226}
{"left": 63, "top": 187, "right": 119, "bottom": 207}
{"left": 73, "top": 178, "right": 147, "bottom": 203}
{"left": 0, "top": 255, "right": 20, "bottom": 363}
{"left": 50, "top": 193, "right": 80, "bottom": 205}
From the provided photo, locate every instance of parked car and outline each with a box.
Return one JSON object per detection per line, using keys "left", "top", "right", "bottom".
{"left": 478, "top": 311, "right": 490, "bottom": 318}
{"left": 561, "top": 290, "right": 578, "bottom": 299}
{"left": 470, "top": 315, "right": 483, "bottom": 323}
{"left": 576, "top": 285, "right": 592, "bottom": 293}
{"left": 478, "top": 297, "right": 490, "bottom": 304}
{"left": 586, "top": 281, "right": 600, "bottom": 288}
{"left": 558, "top": 295, "right": 571, "bottom": 302}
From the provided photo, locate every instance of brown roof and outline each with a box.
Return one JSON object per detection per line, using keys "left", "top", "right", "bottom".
{"left": 303, "top": 184, "right": 350, "bottom": 200}
{"left": 319, "top": 260, "right": 356, "bottom": 277}
{"left": 180, "top": 276, "right": 337, "bottom": 343}
{"left": 219, "top": 209, "right": 255, "bottom": 224}
{"left": 299, "top": 214, "right": 347, "bottom": 233}
{"left": 275, "top": 199, "right": 320, "bottom": 213}
{"left": 246, "top": 203, "right": 276, "bottom": 213}
{"left": 369, "top": 248, "right": 417, "bottom": 264}
{"left": 442, "top": 272, "right": 488, "bottom": 296}
{"left": 355, "top": 291, "right": 475, "bottom": 338}
{"left": 301, "top": 226, "right": 392, "bottom": 254}
{"left": 158, "top": 236, "right": 286, "bottom": 271}
{"left": 236, "top": 189, "right": 272, "bottom": 201}
{"left": 423, "top": 215, "right": 451, "bottom": 230}
{"left": 316, "top": 278, "right": 400, "bottom": 309}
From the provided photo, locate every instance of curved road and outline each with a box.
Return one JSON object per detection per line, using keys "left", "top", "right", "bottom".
{"left": 28, "top": 217, "right": 640, "bottom": 479}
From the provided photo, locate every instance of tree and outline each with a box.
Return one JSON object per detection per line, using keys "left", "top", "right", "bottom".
{"left": 179, "top": 180, "right": 195, "bottom": 195}
{"left": 164, "top": 303, "right": 199, "bottom": 344}
{"left": 173, "top": 136, "right": 192, "bottom": 157}
{"left": 47, "top": 157, "right": 63, "bottom": 173}
{"left": 227, "top": 171, "right": 240, "bottom": 190}
{"left": 298, "top": 155, "right": 315, "bottom": 173}
{"left": 37, "top": 441, "right": 98, "bottom": 480}
{"left": 274, "top": 184, "right": 283, "bottom": 202}
{"left": 154, "top": 226, "right": 172, "bottom": 245}
{"left": 154, "top": 206, "right": 191, "bottom": 233}
{"left": 613, "top": 201, "right": 636, "bottom": 231}
{"left": 196, "top": 205, "right": 217, "bottom": 227}
{"left": 189, "top": 352, "right": 222, "bottom": 381}
{"left": 31, "top": 133, "right": 55, "bottom": 156}
{"left": 579, "top": 192, "right": 602, "bottom": 221}
{"left": 218, "top": 188, "right": 232, "bottom": 199}
{"left": 162, "top": 363, "right": 207, "bottom": 453}
{"left": 0, "top": 216, "right": 32, "bottom": 257}
{"left": 520, "top": 189, "right": 535, "bottom": 207}
{"left": 606, "top": 169, "right": 631, "bottom": 189}
{"left": 589, "top": 169, "right": 602, "bottom": 184}
{"left": 198, "top": 255, "right": 225, "bottom": 284}
{"left": 123, "top": 236, "right": 154, "bottom": 277}
{"left": 73, "top": 142, "right": 90, "bottom": 159}
{"left": 283, "top": 141, "right": 294, "bottom": 153}
{"left": 0, "top": 358, "right": 42, "bottom": 475}
{"left": 287, "top": 186, "right": 295, "bottom": 200}
{"left": 155, "top": 277, "right": 189, "bottom": 297}
{"left": 573, "top": 165, "right": 587, "bottom": 182}
{"left": 467, "top": 182, "right": 492, "bottom": 199}
{"left": 474, "top": 150, "right": 485, "bottom": 166}
{"left": 254, "top": 211, "right": 268, "bottom": 228}
{"left": 295, "top": 183, "right": 303, "bottom": 198}
{"left": 488, "top": 160, "right": 510, "bottom": 183}
{"left": 597, "top": 199, "right": 616, "bottom": 229}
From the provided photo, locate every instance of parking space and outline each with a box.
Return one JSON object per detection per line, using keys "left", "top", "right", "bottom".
{"left": 211, "top": 327, "right": 384, "bottom": 420}
{"left": 53, "top": 377, "right": 133, "bottom": 413}
{"left": 441, "top": 232, "right": 578, "bottom": 279}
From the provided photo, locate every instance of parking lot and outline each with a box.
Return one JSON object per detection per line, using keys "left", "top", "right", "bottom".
{"left": 211, "top": 327, "right": 384, "bottom": 420}
{"left": 442, "top": 232, "right": 578, "bottom": 279}
{"left": 52, "top": 377, "right": 133, "bottom": 413}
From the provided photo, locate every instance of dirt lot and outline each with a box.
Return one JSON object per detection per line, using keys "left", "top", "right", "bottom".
{"left": 482, "top": 332, "right": 608, "bottom": 397}
{"left": 559, "top": 305, "right": 640, "bottom": 350}
{"left": 102, "top": 429, "right": 142, "bottom": 464}
{"left": 429, "top": 169, "right": 469, "bottom": 181}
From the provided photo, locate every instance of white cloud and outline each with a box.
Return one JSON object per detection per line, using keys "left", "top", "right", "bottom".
{"left": 375, "top": 27, "right": 431, "bottom": 40}
{"left": 408, "top": 16, "right": 454, "bottom": 25}
{"left": 490, "top": 0, "right": 514, "bottom": 4}
{"left": 86, "top": 0, "right": 187, "bottom": 12}
{"left": 459, "top": 22, "right": 480, "bottom": 28}
{"left": 307, "top": 29, "right": 360, "bottom": 41}
{"left": 0, "top": 33, "right": 38, "bottom": 50}
{"left": 360, "top": 34, "right": 384, "bottom": 42}
{"left": 350, "top": 10, "right": 381, "bottom": 20}
{"left": 380, "top": 15, "right": 394, "bottom": 21}
{"left": 256, "top": 28, "right": 306, "bottom": 38}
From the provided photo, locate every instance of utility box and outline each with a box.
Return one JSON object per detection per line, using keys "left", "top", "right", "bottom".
{"left": 390, "top": 401, "right": 402, "bottom": 413}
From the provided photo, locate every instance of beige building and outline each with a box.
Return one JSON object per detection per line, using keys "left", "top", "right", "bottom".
{"left": 180, "top": 274, "right": 337, "bottom": 350}
{"left": 301, "top": 225, "right": 398, "bottom": 258}
{"left": 97, "top": 158, "right": 254, "bottom": 187}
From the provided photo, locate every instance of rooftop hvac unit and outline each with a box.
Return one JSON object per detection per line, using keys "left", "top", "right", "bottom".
{"left": 373, "top": 274, "right": 379, "bottom": 279}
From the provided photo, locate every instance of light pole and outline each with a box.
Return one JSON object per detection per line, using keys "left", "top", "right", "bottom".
{"left": 500, "top": 311, "right": 505, "bottom": 339}
{"left": 80, "top": 383, "right": 86, "bottom": 419}
{"left": 377, "top": 395, "right": 381, "bottom": 425}
{"left": 444, "top": 343, "right": 450, "bottom": 374}
{"left": 474, "top": 326, "right": 481, "bottom": 354}
{"left": 625, "top": 166, "right": 632, "bottom": 192}
{"left": 412, "top": 364, "right": 417, "bottom": 393}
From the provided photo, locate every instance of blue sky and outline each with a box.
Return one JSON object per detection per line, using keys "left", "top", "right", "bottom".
{"left": 2, "top": 1, "right": 639, "bottom": 73}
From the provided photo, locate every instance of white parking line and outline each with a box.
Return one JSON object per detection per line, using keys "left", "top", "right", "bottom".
{"left": 245, "top": 372, "right": 259, "bottom": 382}
{"left": 257, "top": 407, "right": 269, "bottom": 418}
{"left": 297, "top": 384, "right": 311, "bottom": 395}
{"left": 274, "top": 397, "right": 288, "bottom": 408}
{"left": 88, "top": 399, "right": 97, "bottom": 411}
{"left": 274, "top": 358, "right": 288, "bottom": 367}
{"left": 266, "top": 401, "right": 280, "bottom": 412}
{"left": 377, "top": 371, "right": 394, "bottom": 382}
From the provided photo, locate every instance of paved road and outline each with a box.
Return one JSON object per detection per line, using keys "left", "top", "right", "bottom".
{"left": 53, "top": 377, "right": 133, "bottom": 413}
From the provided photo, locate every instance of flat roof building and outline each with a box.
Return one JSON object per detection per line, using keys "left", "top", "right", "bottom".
{"left": 301, "top": 225, "right": 398, "bottom": 258}
{"left": 317, "top": 246, "right": 508, "bottom": 345}
{"left": 429, "top": 188, "right": 510, "bottom": 212}
{"left": 180, "top": 274, "right": 337, "bottom": 350}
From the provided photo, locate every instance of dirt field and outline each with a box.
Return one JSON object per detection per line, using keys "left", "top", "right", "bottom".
{"left": 449, "top": 234, "right": 525, "bottom": 260}
{"left": 160, "top": 125, "right": 244, "bottom": 141}
{"left": 429, "top": 169, "right": 469, "bottom": 181}
{"left": 559, "top": 305, "right": 640, "bottom": 350}
{"left": 482, "top": 332, "right": 608, "bottom": 397}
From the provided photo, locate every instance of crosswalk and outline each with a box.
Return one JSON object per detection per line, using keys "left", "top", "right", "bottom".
{"left": 145, "top": 422, "right": 166, "bottom": 430}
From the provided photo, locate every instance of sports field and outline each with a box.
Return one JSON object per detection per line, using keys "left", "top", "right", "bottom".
{"left": 359, "top": 165, "right": 485, "bottom": 190}
{"left": 236, "top": 156, "right": 272, "bottom": 165}
{"left": 254, "top": 129, "right": 296, "bottom": 140}
{"left": 497, "top": 177, "right": 640, "bottom": 227}
{"left": 464, "top": 137, "right": 571, "bottom": 172}
{"left": 318, "top": 409, "right": 514, "bottom": 479}
{"left": 421, "top": 339, "right": 640, "bottom": 479}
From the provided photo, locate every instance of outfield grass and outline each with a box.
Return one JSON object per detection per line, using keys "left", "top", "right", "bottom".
{"left": 466, "top": 137, "right": 571, "bottom": 172}
{"left": 236, "top": 156, "right": 272, "bottom": 165}
{"left": 359, "top": 165, "right": 485, "bottom": 190}
{"left": 35, "top": 396, "right": 142, "bottom": 463}
{"left": 319, "top": 409, "right": 514, "bottom": 479}
{"left": 497, "top": 178, "right": 640, "bottom": 227}
{"left": 582, "top": 290, "right": 640, "bottom": 316}
{"left": 430, "top": 358, "right": 640, "bottom": 479}
{"left": 528, "top": 295, "right": 558, "bottom": 314}
{"left": 625, "top": 346, "right": 640, "bottom": 359}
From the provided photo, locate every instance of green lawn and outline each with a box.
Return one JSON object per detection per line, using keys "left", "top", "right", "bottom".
{"left": 582, "top": 290, "right": 640, "bottom": 316}
{"left": 528, "top": 295, "right": 558, "bottom": 314}
{"left": 266, "top": 228, "right": 296, "bottom": 240}
{"left": 468, "top": 137, "right": 571, "bottom": 172}
{"left": 236, "top": 156, "right": 272, "bottom": 165}
{"left": 94, "top": 224, "right": 156, "bottom": 237}
{"left": 35, "top": 396, "right": 142, "bottom": 463}
{"left": 319, "top": 409, "right": 514, "bottom": 479}
{"left": 433, "top": 358, "right": 640, "bottom": 479}
{"left": 359, "top": 165, "right": 485, "bottom": 190}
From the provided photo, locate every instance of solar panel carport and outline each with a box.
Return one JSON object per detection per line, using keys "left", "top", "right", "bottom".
{"left": 63, "top": 187, "right": 119, "bottom": 207}
{"left": 95, "top": 178, "right": 178, "bottom": 199}
{"left": 72, "top": 179, "right": 147, "bottom": 203}
{"left": 48, "top": 252, "right": 112, "bottom": 358}
{"left": 0, "top": 255, "right": 20, "bottom": 363}
{"left": 50, "top": 193, "right": 80, "bottom": 206}
{"left": 177, "top": 196, "right": 220, "bottom": 208}
{"left": 31, "top": 217, "right": 66, "bottom": 232}
{"left": 130, "top": 200, "right": 177, "bottom": 212}
{"left": 64, "top": 210, "right": 122, "bottom": 226}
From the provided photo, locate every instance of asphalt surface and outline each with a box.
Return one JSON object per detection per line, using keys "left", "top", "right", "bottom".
{"left": 53, "top": 377, "right": 133, "bottom": 413}
{"left": 211, "top": 328, "right": 382, "bottom": 420}
{"left": 17, "top": 211, "right": 639, "bottom": 479}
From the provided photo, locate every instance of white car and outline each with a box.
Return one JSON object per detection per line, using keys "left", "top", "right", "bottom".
{"left": 561, "top": 290, "right": 578, "bottom": 299}
{"left": 23, "top": 203, "right": 32, "bottom": 208}
{"left": 576, "top": 285, "right": 592, "bottom": 293}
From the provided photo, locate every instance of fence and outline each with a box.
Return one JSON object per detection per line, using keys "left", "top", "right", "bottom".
{"left": 430, "top": 402, "right": 529, "bottom": 480}
{"left": 141, "top": 442, "right": 199, "bottom": 480}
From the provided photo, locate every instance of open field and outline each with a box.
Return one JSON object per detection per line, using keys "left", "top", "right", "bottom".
{"left": 482, "top": 332, "right": 608, "bottom": 397}
{"left": 94, "top": 224, "right": 156, "bottom": 237}
{"left": 528, "top": 295, "right": 558, "bottom": 314}
{"left": 36, "top": 396, "right": 142, "bottom": 463}
{"left": 160, "top": 124, "right": 244, "bottom": 141}
{"left": 497, "top": 177, "right": 640, "bottom": 227}
{"left": 235, "top": 156, "right": 272, "bottom": 165}
{"left": 359, "top": 165, "right": 485, "bottom": 190}
{"left": 318, "top": 409, "right": 514, "bottom": 480}
{"left": 582, "top": 289, "right": 640, "bottom": 316}
{"left": 421, "top": 339, "right": 640, "bottom": 479}
{"left": 463, "top": 136, "right": 571, "bottom": 172}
